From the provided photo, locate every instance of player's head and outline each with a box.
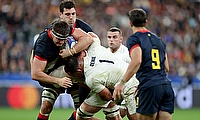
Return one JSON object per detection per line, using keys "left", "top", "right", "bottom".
{"left": 128, "top": 8, "right": 147, "bottom": 27}
{"left": 107, "top": 27, "right": 123, "bottom": 53}
{"left": 64, "top": 53, "right": 85, "bottom": 83}
{"left": 59, "top": 0, "right": 76, "bottom": 26}
{"left": 51, "top": 21, "right": 70, "bottom": 46}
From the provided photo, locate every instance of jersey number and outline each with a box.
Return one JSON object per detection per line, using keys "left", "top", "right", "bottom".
{"left": 151, "top": 49, "right": 161, "bottom": 69}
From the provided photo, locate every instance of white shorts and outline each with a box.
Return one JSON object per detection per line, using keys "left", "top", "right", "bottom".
{"left": 84, "top": 90, "right": 112, "bottom": 108}
{"left": 119, "top": 77, "right": 138, "bottom": 115}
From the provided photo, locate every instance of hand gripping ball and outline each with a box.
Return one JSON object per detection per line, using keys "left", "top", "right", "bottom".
{"left": 66, "top": 36, "right": 76, "bottom": 50}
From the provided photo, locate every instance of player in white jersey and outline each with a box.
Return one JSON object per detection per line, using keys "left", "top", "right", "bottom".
{"left": 107, "top": 27, "right": 131, "bottom": 63}
{"left": 65, "top": 32, "right": 139, "bottom": 120}
{"left": 107, "top": 27, "right": 137, "bottom": 120}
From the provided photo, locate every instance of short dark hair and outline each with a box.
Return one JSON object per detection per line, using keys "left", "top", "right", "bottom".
{"left": 64, "top": 56, "right": 78, "bottom": 74}
{"left": 59, "top": 0, "right": 76, "bottom": 13}
{"left": 128, "top": 8, "right": 147, "bottom": 27}
{"left": 108, "top": 27, "right": 122, "bottom": 36}
{"left": 52, "top": 21, "right": 70, "bottom": 39}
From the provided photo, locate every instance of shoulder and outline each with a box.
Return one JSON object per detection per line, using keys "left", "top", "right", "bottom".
{"left": 120, "top": 44, "right": 129, "bottom": 51}
{"left": 126, "top": 34, "right": 140, "bottom": 45}
{"left": 75, "top": 19, "right": 93, "bottom": 32}
{"left": 34, "top": 32, "right": 54, "bottom": 54}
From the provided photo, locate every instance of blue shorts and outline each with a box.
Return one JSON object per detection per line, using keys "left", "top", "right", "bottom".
{"left": 136, "top": 84, "right": 174, "bottom": 114}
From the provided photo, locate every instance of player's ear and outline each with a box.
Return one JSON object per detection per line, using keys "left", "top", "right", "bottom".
{"left": 145, "top": 19, "right": 148, "bottom": 25}
{"left": 58, "top": 12, "right": 62, "bottom": 19}
{"left": 78, "top": 51, "right": 86, "bottom": 58}
{"left": 130, "top": 21, "right": 133, "bottom": 27}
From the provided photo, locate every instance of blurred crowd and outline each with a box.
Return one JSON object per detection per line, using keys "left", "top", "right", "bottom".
{"left": 0, "top": 0, "right": 200, "bottom": 84}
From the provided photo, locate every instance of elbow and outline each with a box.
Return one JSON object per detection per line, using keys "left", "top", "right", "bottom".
{"left": 31, "top": 72, "right": 38, "bottom": 81}
{"left": 87, "top": 36, "right": 94, "bottom": 46}
{"left": 135, "top": 58, "right": 142, "bottom": 66}
{"left": 165, "top": 67, "right": 169, "bottom": 73}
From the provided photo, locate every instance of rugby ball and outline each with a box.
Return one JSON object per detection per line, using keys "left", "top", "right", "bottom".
{"left": 66, "top": 36, "right": 76, "bottom": 50}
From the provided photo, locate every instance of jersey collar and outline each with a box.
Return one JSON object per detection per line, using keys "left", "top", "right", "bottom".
{"left": 137, "top": 30, "right": 150, "bottom": 33}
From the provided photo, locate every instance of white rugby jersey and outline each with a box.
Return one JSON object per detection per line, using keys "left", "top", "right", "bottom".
{"left": 108, "top": 44, "right": 131, "bottom": 63}
{"left": 84, "top": 37, "right": 138, "bottom": 93}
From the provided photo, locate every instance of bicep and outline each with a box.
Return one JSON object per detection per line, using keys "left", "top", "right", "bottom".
{"left": 130, "top": 46, "right": 142, "bottom": 63}
{"left": 71, "top": 28, "right": 88, "bottom": 40}
{"left": 32, "top": 57, "right": 47, "bottom": 74}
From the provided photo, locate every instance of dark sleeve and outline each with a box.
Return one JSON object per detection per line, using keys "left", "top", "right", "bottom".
{"left": 75, "top": 19, "right": 93, "bottom": 32}
{"left": 34, "top": 32, "right": 58, "bottom": 60}
{"left": 126, "top": 35, "right": 140, "bottom": 51}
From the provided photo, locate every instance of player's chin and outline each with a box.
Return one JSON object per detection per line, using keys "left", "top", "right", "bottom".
{"left": 56, "top": 43, "right": 63, "bottom": 47}
{"left": 68, "top": 21, "right": 74, "bottom": 26}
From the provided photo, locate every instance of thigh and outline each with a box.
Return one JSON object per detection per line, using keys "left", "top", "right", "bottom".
{"left": 160, "top": 84, "right": 174, "bottom": 114}
{"left": 136, "top": 85, "right": 164, "bottom": 114}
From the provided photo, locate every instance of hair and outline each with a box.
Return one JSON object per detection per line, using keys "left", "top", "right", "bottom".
{"left": 59, "top": 0, "right": 76, "bottom": 13}
{"left": 108, "top": 27, "right": 122, "bottom": 36}
{"left": 64, "top": 56, "right": 78, "bottom": 74}
{"left": 52, "top": 21, "right": 70, "bottom": 37}
{"left": 128, "top": 8, "right": 147, "bottom": 27}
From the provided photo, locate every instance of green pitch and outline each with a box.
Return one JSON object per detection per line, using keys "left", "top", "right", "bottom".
{"left": 0, "top": 107, "right": 199, "bottom": 120}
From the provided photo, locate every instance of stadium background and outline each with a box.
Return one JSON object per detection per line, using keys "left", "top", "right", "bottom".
{"left": 0, "top": 0, "right": 199, "bottom": 118}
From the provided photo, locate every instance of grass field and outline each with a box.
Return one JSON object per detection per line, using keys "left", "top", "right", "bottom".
{"left": 0, "top": 107, "right": 199, "bottom": 120}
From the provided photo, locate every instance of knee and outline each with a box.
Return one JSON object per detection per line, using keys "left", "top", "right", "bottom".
{"left": 40, "top": 100, "right": 54, "bottom": 114}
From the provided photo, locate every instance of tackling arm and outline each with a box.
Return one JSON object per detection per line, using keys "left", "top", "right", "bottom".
{"left": 59, "top": 28, "right": 93, "bottom": 58}
{"left": 31, "top": 57, "right": 72, "bottom": 88}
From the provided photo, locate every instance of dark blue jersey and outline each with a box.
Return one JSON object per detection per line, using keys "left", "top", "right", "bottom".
{"left": 75, "top": 19, "right": 93, "bottom": 32}
{"left": 33, "top": 19, "right": 93, "bottom": 88}
{"left": 43, "top": 18, "right": 93, "bottom": 33}
{"left": 126, "top": 30, "right": 170, "bottom": 90}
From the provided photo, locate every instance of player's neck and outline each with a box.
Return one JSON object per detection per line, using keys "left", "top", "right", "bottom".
{"left": 132, "top": 27, "right": 147, "bottom": 34}
{"left": 110, "top": 46, "right": 120, "bottom": 53}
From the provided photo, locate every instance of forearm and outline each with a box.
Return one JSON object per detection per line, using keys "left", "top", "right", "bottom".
{"left": 73, "top": 36, "right": 93, "bottom": 53}
{"left": 122, "top": 61, "right": 140, "bottom": 83}
{"left": 60, "top": 36, "right": 93, "bottom": 57}
{"left": 31, "top": 70, "right": 59, "bottom": 84}
{"left": 164, "top": 53, "right": 169, "bottom": 73}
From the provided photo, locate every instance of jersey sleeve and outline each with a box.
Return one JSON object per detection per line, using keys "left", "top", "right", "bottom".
{"left": 85, "top": 75, "right": 106, "bottom": 93}
{"left": 34, "top": 33, "right": 58, "bottom": 60}
{"left": 126, "top": 35, "right": 140, "bottom": 52}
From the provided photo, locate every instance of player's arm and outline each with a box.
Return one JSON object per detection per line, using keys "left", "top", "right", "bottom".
{"left": 29, "top": 50, "right": 34, "bottom": 67}
{"left": 122, "top": 46, "right": 142, "bottom": 83}
{"left": 59, "top": 28, "right": 93, "bottom": 58}
{"left": 164, "top": 53, "right": 169, "bottom": 73}
{"left": 31, "top": 56, "right": 72, "bottom": 88}
{"left": 113, "top": 46, "right": 142, "bottom": 100}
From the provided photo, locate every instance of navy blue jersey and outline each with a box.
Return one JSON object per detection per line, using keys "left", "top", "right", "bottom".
{"left": 43, "top": 18, "right": 93, "bottom": 33}
{"left": 75, "top": 19, "right": 93, "bottom": 32}
{"left": 33, "top": 30, "right": 65, "bottom": 73}
{"left": 33, "top": 19, "right": 93, "bottom": 88}
{"left": 126, "top": 30, "right": 170, "bottom": 90}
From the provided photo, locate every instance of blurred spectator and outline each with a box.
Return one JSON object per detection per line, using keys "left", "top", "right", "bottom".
{"left": 0, "top": 0, "right": 200, "bottom": 84}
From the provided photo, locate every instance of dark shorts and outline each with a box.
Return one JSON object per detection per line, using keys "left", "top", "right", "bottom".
{"left": 136, "top": 84, "right": 174, "bottom": 114}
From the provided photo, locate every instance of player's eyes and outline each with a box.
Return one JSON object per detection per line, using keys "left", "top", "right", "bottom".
{"left": 65, "top": 13, "right": 76, "bottom": 16}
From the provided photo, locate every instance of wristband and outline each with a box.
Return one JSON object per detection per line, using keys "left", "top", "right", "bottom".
{"left": 68, "top": 49, "right": 73, "bottom": 56}
{"left": 72, "top": 47, "right": 77, "bottom": 54}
